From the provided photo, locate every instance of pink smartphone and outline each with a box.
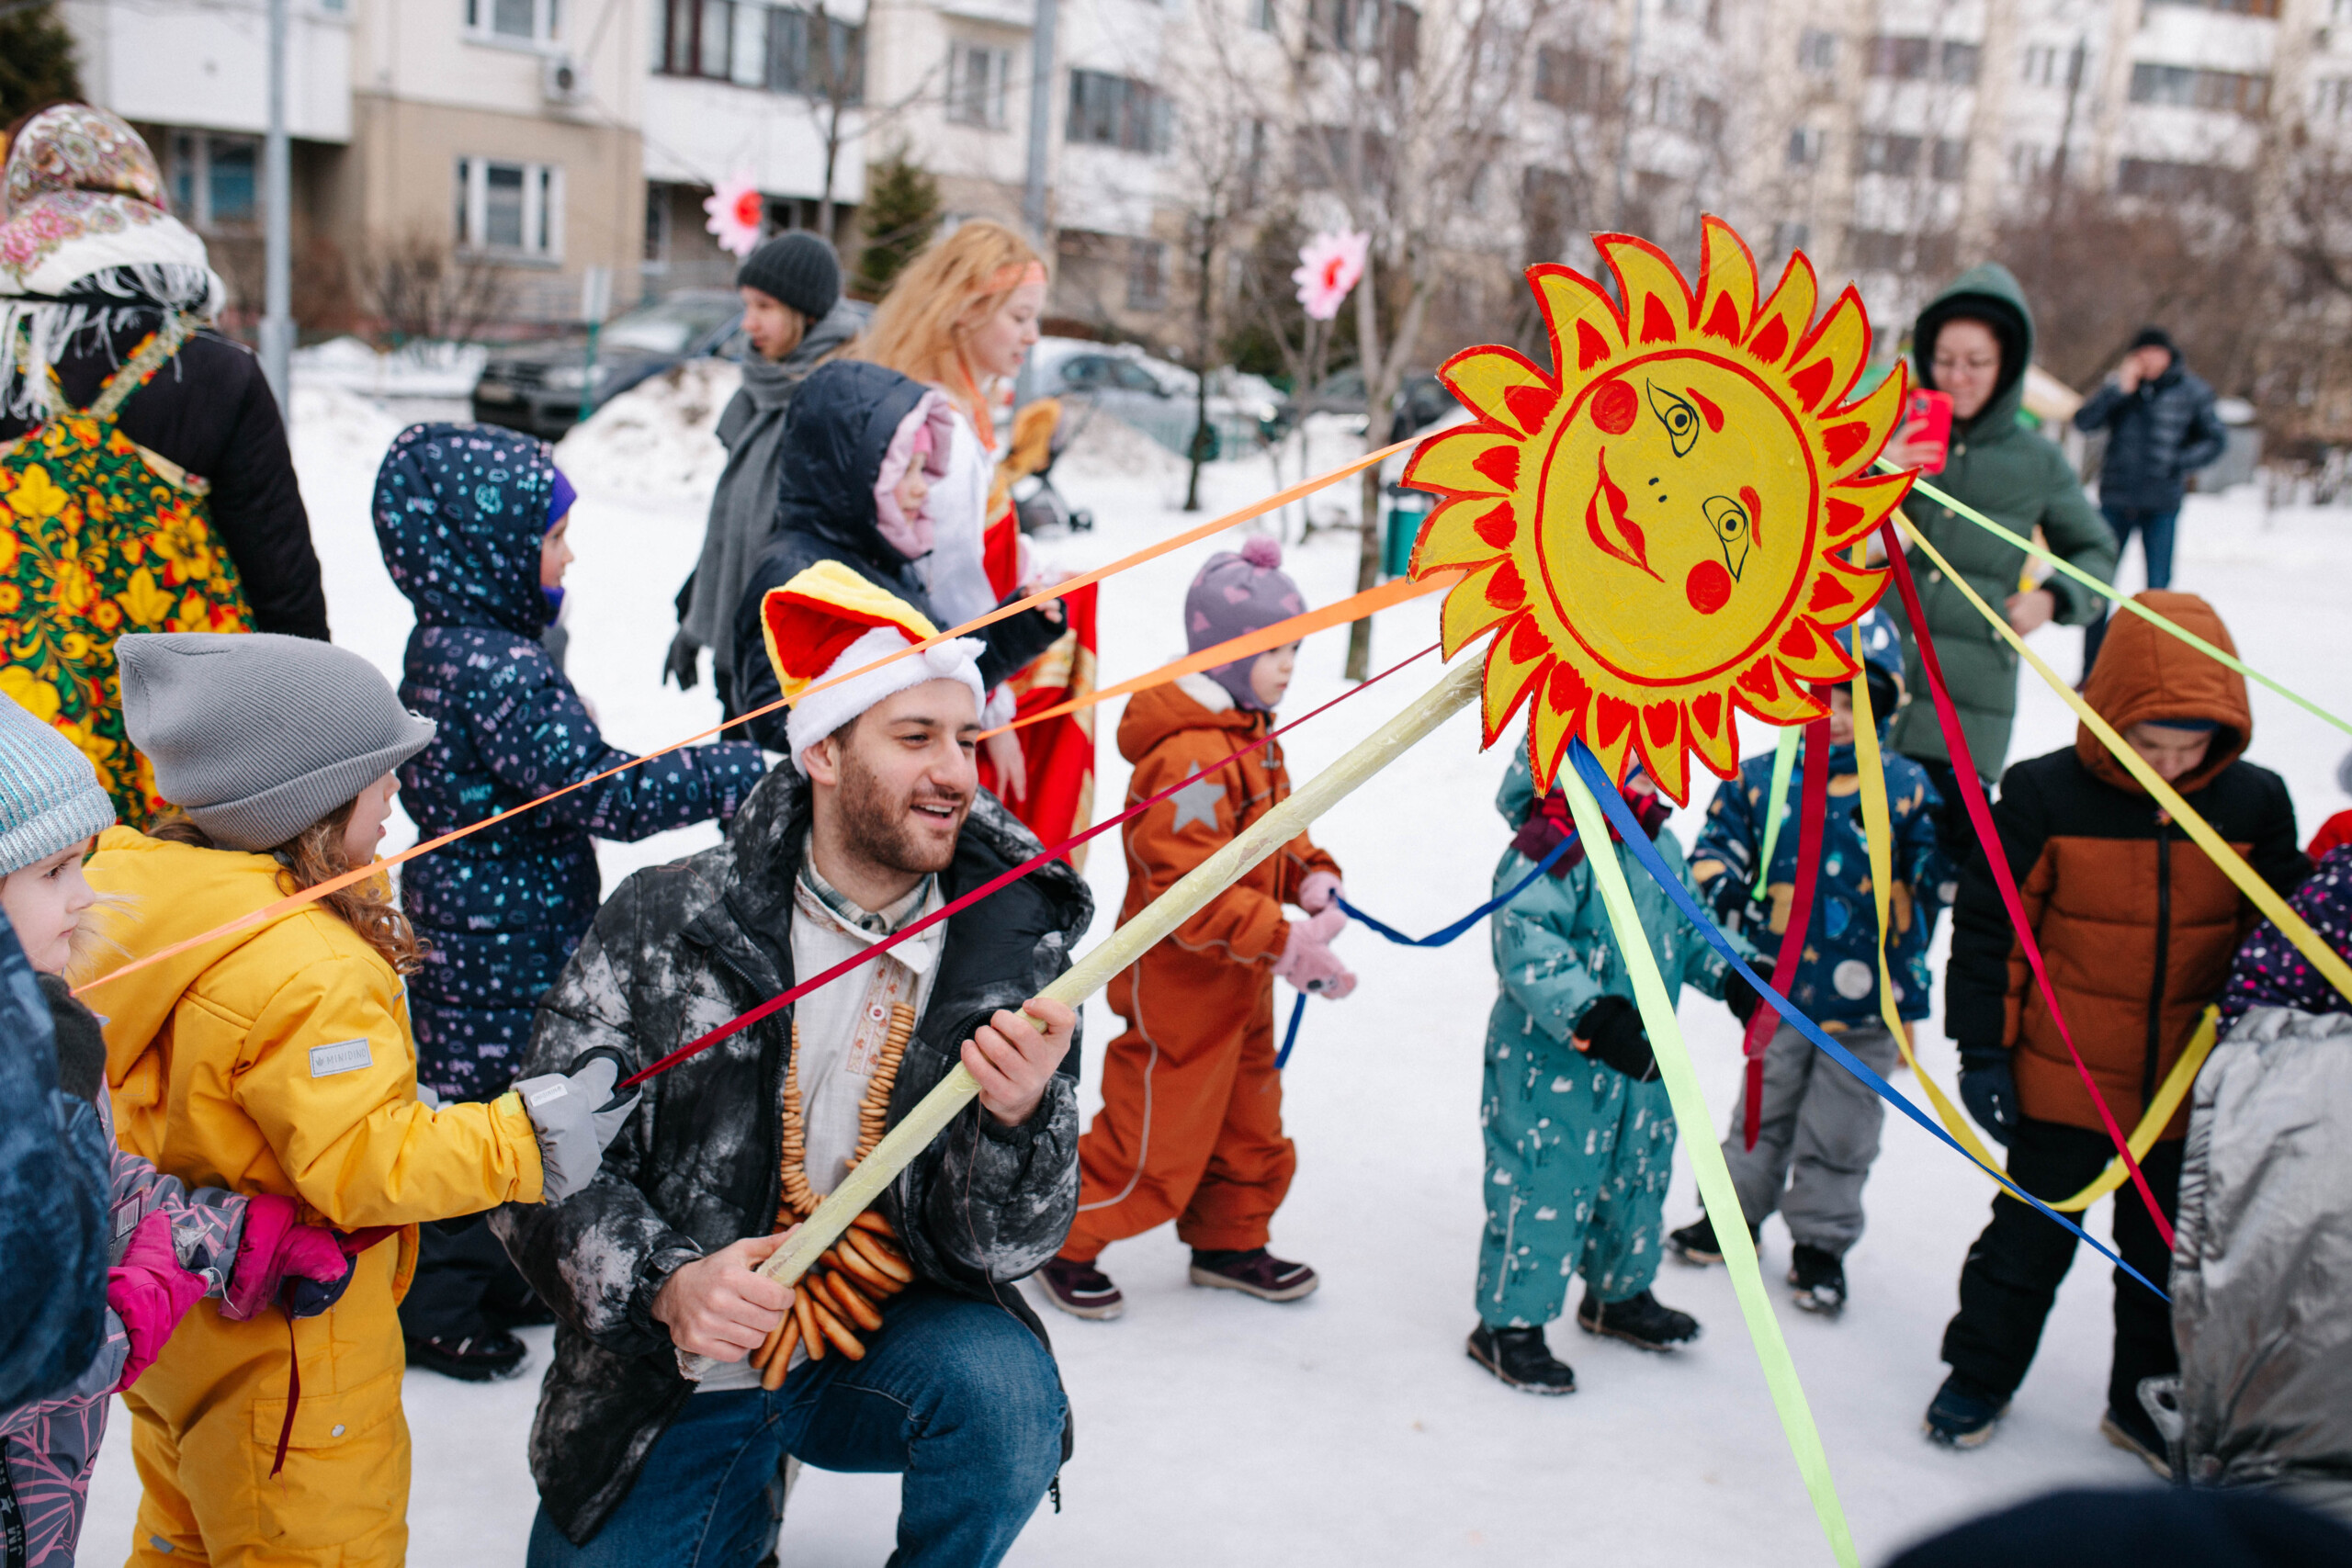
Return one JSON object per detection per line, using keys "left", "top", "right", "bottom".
{"left": 1905, "top": 389, "right": 1953, "bottom": 473}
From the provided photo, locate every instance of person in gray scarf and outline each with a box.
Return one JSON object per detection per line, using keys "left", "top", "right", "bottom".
{"left": 665, "top": 233, "right": 862, "bottom": 702}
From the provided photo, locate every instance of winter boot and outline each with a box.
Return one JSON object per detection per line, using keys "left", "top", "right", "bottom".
{"left": 2100, "top": 1405, "right": 2174, "bottom": 1480}
{"left": 1466, "top": 1324, "right": 1576, "bottom": 1395}
{"left": 1668, "top": 1213, "right": 1757, "bottom": 1267}
{"left": 1189, "top": 1247, "right": 1318, "bottom": 1303}
{"left": 1923, "top": 1373, "right": 2009, "bottom": 1450}
{"left": 405, "top": 1328, "right": 527, "bottom": 1382}
{"left": 1786, "top": 1245, "right": 1847, "bottom": 1316}
{"left": 1575, "top": 1289, "right": 1702, "bottom": 1351}
{"left": 1038, "top": 1257, "right": 1125, "bottom": 1320}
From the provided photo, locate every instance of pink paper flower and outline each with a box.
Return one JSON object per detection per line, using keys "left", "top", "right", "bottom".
{"left": 1293, "top": 230, "right": 1369, "bottom": 321}
{"left": 703, "top": 173, "right": 766, "bottom": 259}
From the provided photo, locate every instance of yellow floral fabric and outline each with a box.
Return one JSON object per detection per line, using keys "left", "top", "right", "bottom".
{"left": 1, "top": 324, "right": 250, "bottom": 824}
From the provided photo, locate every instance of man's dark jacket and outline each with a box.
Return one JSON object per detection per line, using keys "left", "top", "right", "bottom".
{"left": 491, "top": 761, "right": 1090, "bottom": 1544}
{"left": 727, "top": 359, "right": 1062, "bottom": 749}
{"left": 2072, "top": 356, "right": 2229, "bottom": 515}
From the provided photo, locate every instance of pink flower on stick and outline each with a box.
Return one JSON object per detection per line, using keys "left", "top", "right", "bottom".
{"left": 1293, "top": 230, "right": 1369, "bottom": 321}
{"left": 704, "top": 173, "right": 766, "bottom": 259}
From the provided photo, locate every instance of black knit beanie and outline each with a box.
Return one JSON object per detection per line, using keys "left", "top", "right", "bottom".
{"left": 737, "top": 232, "right": 842, "bottom": 321}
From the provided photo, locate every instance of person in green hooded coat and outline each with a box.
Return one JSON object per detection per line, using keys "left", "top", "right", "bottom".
{"left": 1879, "top": 264, "right": 2118, "bottom": 849}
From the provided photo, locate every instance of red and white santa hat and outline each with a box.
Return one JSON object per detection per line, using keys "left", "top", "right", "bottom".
{"left": 761, "top": 560, "right": 987, "bottom": 774}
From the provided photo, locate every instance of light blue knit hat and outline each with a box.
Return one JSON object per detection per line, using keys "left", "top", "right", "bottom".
{"left": 0, "top": 694, "right": 117, "bottom": 877}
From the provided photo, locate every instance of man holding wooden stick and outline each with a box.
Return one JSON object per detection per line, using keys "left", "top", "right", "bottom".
{"left": 493, "top": 564, "right": 1089, "bottom": 1567}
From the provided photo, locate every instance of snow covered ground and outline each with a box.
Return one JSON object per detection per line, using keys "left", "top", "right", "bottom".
{"left": 80, "top": 367, "right": 2352, "bottom": 1565}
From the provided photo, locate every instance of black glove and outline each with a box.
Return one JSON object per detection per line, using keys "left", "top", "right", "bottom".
{"left": 1724, "top": 961, "right": 1775, "bottom": 1026}
{"left": 1709, "top": 875, "right": 1753, "bottom": 932}
{"left": 662, "top": 629, "right": 701, "bottom": 691}
{"left": 282, "top": 1263, "right": 355, "bottom": 1320}
{"left": 1574, "top": 995, "right": 1658, "bottom": 1082}
{"left": 1958, "top": 1046, "right": 2018, "bottom": 1147}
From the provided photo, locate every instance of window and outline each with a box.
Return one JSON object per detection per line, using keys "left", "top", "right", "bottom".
{"left": 1691, "top": 96, "right": 1724, "bottom": 142}
{"left": 947, "top": 41, "right": 1011, "bottom": 128}
{"left": 1865, "top": 35, "right": 1931, "bottom": 78}
{"left": 1785, "top": 126, "right": 1824, "bottom": 169}
{"left": 2317, "top": 77, "right": 2352, "bottom": 122}
{"left": 1854, "top": 132, "right": 1921, "bottom": 176}
{"left": 1770, "top": 220, "right": 1809, "bottom": 256}
{"left": 467, "top": 0, "right": 560, "bottom": 43}
{"left": 1534, "top": 45, "right": 1609, "bottom": 111}
{"left": 456, "top": 157, "right": 560, "bottom": 258}
{"left": 662, "top": 1, "right": 862, "bottom": 99}
{"left": 1126, "top": 239, "right": 1167, "bottom": 310}
{"left": 2022, "top": 43, "right": 2056, "bottom": 85}
{"left": 1252, "top": 0, "right": 1276, "bottom": 28}
{"left": 1295, "top": 124, "right": 1391, "bottom": 189}
{"left": 1845, "top": 228, "right": 1956, "bottom": 275}
{"left": 1067, "top": 71, "right": 1171, "bottom": 154}
{"left": 1306, "top": 0, "right": 1418, "bottom": 68}
{"left": 2129, "top": 63, "right": 2270, "bottom": 116}
{"left": 2008, "top": 142, "right": 2050, "bottom": 184}
{"left": 167, "top": 132, "right": 258, "bottom": 230}
{"left": 2117, "top": 158, "right": 2233, "bottom": 201}
{"left": 1797, "top": 28, "right": 1836, "bottom": 75}
{"left": 644, "top": 184, "right": 671, "bottom": 267}
{"left": 2149, "top": 0, "right": 2278, "bottom": 14}
{"left": 1940, "top": 40, "right": 1980, "bottom": 84}
{"left": 1930, "top": 138, "right": 1967, "bottom": 181}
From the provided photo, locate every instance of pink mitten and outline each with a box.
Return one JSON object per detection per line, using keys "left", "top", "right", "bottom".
{"left": 1272, "top": 906, "right": 1356, "bottom": 998}
{"left": 1297, "top": 872, "right": 1346, "bottom": 919}
{"left": 224, "top": 1193, "right": 352, "bottom": 1322}
{"left": 109, "top": 1210, "right": 208, "bottom": 1392}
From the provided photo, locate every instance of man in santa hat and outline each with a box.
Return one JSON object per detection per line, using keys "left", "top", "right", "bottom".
{"left": 494, "top": 561, "right": 1090, "bottom": 1568}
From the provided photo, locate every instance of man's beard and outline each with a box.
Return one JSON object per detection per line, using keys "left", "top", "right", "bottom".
{"left": 834, "top": 740, "right": 969, "bottom": 876}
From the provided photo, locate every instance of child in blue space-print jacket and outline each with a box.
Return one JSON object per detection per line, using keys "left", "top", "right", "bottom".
{"left": 373, "top": 423, "right": 767, "bottom": 1377}
{"left": 1669, "top": 610, "right": 1952, "bottom": 1319}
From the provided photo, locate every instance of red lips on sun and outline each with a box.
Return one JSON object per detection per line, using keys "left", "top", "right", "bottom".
{"left": 1584, "top": 377, "right": 1736, "bottom": 616}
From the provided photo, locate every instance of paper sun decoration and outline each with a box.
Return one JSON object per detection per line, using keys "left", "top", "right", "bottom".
{"left": 1406, "top": 216, "right": 1912, "bottom": 803}
{"left": 1293, "top": 230, "right": 1369, "bottom": 321}
{"left": 704, "top": 173, "right": 767, "bottom": 259}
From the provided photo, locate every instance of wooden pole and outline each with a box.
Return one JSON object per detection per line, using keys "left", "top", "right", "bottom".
{"left": 681, "top": 651, "right": 1486, "bottom": 1380}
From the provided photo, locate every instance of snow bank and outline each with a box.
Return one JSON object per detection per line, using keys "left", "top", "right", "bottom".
{"left": 292, "top": 336, "right": 487, "bottom": 400}
{"left": 553, "top": 357, "right": 741, "bottom": 503}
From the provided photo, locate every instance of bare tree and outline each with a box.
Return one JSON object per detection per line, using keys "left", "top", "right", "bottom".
{"left": 795, "top": 0, "right": 946, "bottom": 247}
{"left": 356, "top": 229, "right": 514, "bottom": 347}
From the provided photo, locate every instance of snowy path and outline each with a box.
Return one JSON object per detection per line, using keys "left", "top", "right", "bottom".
{"left": 81, "top": 384, "right": 2352, "bottom": 1565}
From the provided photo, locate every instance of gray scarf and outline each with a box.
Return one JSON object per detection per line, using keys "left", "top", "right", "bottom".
{"left": 682, "top": 301, "right": 862, "bottom": 673}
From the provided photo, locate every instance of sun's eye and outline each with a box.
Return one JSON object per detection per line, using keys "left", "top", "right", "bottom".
{"left": 1703, "top": 495, "right": 1750, "bottom": 543}
{"left": 1646, "top": 382, "right": 1702, "bottom": 457}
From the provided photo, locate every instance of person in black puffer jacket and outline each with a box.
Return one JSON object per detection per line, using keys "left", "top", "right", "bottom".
{"left": 491, "top": 714, "right": 1090, "bottom": 1562}
{"left": 374, "top": 423, "right": 768, "bottom": 1379}
{"left": 2071, "top": 327, "right": 2228, "bottom": 677}
{"left": 727, "top": 359, "right": 1064, "bottom": 750}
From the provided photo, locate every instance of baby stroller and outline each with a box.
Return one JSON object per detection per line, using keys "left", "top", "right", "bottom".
{"left": 994, "top": 396, "right": 1096, "bottom": 535}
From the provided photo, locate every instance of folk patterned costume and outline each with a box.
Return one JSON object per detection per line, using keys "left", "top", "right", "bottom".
{"left": 0, "top": 107, "right": 270, "bottom": 825}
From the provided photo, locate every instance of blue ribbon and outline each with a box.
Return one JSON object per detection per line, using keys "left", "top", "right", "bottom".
{"left": 1337, "top": 831, "right": 1578, "bottom": 946}
{"left": 1566, "top": 740, "right": 2167, "bottom": 1302}
{"left": 1282, "top": 831, "right": 1579, "bottom": 1070}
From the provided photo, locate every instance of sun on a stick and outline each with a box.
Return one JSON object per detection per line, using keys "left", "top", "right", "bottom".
{"left": 1406, "top": 216, "right": 1913, "bottom": 802}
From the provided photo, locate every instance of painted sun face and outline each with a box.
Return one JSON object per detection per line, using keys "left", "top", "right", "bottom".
{"left": 1405, "top": 217, "right": 1915, "bottom": 801}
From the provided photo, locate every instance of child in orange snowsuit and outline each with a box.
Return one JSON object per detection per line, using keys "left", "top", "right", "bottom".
{"left": 1041, "top": 538, "right": 1352, "bottom": 1319}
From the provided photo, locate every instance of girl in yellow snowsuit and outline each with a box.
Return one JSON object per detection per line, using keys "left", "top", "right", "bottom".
{"left": 80, "top": 632, "right": 636, "bottom": 1567}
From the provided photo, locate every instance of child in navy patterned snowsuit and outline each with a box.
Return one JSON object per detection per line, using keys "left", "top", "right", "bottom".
{"left": 372, "top": 424, "right": 767, "bottom": 1372}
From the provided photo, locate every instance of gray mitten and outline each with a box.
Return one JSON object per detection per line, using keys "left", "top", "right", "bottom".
{"left": 515, "top": 1046, "right": 642, "bottom": 1202}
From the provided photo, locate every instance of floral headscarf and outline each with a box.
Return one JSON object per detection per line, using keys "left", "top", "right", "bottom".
{"left": 0, "top": 105, "right": 222, "bottom": 421}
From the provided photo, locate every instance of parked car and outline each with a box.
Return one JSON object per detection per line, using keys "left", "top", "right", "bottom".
{"left": 470, "top": 289, "right": 746, "bottom": 439}
{"left": 1275, "top": 367, "right": 1462, "bottom": 443}
{"left": 1012, "top": 338, "right": 1279, "bottom": 459}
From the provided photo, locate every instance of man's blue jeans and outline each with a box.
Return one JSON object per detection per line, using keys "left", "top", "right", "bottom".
{"left": 2080, "top": 504, "right": 2178, "bottom": 679}
{"left": 526, "top": 1289, "right": 1066, "bottom": 1568}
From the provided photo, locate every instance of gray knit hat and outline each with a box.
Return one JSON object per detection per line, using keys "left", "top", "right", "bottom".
{"left": 0, "top": 694, "right": 116, "bottom": 876}
{"left": 116, "top": 633, "right": 435, "bottom": 852}
{"left": 737, "top": 232, "right": 842, "bottom": 321}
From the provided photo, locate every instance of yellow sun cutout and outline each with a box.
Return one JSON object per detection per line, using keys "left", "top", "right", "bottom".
{"left": 1406, "top": 215, "right": 1915, "bottom": 803}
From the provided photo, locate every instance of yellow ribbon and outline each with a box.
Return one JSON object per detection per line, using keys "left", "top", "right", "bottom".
{"left": 1558, "top": 765, "right": 1859, "bottom": 1568}
{"left": 1898, "top": 516, "right": 2352, "bottom": 1010}
{"left": 2048, "top": 1010, "right": 2220, "bottom": 1211}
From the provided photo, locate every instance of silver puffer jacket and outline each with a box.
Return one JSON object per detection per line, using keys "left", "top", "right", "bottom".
{"left": 2162, "top": 1006, "right": 2352, "bottom": 1525}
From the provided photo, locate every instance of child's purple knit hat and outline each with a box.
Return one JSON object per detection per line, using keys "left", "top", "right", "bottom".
{"left": 1186, "top": 536, "right": 1306, "bottom": 712}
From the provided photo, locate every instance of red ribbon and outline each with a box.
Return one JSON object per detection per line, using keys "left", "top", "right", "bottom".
{"left": 618, "top": 643, "right": 1441, "bottom": 1090}
{"left": 1743, "top": 719, "right": 1831, "bottom": 1151}
{"left": 1880, "top": 521, "right": 2173, "bottom": 1249}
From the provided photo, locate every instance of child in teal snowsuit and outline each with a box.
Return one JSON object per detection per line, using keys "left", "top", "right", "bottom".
{"left": 1468, "top": 739, "right": 1758, "bottom": 1394}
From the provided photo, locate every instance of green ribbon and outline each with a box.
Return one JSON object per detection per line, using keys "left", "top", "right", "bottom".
{"left": 1748, "top": 728, "right": 1802, "bottom": 903}
{"left": 1557, "top": 765, "right": 1860, "bottom": 1568}
{"left": 1899, "top": 469, "right": 2352, "bottom": 739}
